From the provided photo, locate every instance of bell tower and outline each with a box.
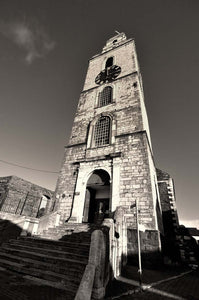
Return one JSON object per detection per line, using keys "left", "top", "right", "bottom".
{"left": 54, "top": 33, "right": 162, "bottom": 256}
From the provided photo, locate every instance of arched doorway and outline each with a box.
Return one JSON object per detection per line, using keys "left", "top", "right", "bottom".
{"left": 83, "top": 169, "right": 110, "bottom": 224}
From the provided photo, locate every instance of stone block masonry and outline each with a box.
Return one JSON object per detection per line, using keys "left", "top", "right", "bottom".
{"left": 53, "top": 32, "right": 163, "bottom": 261}
{"left": 0, "top": 176, "right": 53, "bottom": 218}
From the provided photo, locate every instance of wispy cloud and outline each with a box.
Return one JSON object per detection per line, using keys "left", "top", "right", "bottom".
{"left": 0, "top": 19, "right": 55, "bottom": 64}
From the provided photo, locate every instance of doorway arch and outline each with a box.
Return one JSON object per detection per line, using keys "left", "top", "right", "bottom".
{"left": 83, "top": 169, "right": 110, "bottom": 223}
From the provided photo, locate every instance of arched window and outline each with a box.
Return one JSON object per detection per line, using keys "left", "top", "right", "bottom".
{"left": 94, "top": 116, "right": 110, "bottom": 147}
{"left": 98, "top": 86, "right": 112, "bottom": 107}
{"left": 105, "top": 57, "right": 113, "bottom": 69}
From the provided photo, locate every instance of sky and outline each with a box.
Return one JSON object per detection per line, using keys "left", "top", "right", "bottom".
{"left": 0, "top": 0, "right": 198, "bottom": 227}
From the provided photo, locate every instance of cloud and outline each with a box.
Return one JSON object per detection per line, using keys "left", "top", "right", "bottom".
{"left": 0, "top": 19, "right": 55, "bottom": 64}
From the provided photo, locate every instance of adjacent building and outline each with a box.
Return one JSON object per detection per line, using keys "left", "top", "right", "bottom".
{"left": 0, "top": 176, "right": 53, "bottom": 218}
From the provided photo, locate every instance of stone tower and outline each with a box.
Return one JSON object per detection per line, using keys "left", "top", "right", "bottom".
{"left": 54, "top": 33, "right": 163, "bottom": 258}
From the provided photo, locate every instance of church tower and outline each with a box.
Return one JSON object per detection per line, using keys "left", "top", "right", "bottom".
{"left": 54, "top": 33, "right": 163, "bottom": 258}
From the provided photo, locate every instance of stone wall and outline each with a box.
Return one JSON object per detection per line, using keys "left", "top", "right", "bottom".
{"left": 157, "top": 169, "right": 180, "bottom": 262}
{"left": 69, "top": 74, "right": 143, "bottom": 147}
{"left": 0, "top": 176, "right": 53, "bottom": 218}
{"left": 127, "top": 229, "right": 162, "bottom": 266}
{"left": 55, "top": 130, "right": 160, "bottom": 231}
{"left": 0, "top": 177, "right": 9, "bottom": 210}
{"left": 53, "top": 33, "right": 162, "bottom": 258}
{"left": 157, "top": 169, "right": 179, "bottom": 230}
{"left": 84, "top": 39, "right": 137, "bottom": 91}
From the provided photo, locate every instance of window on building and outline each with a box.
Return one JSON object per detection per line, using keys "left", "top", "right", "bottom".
{"left": 94, "top": 116, "right": 110, "bottom": 147}
{"left": 37, "top": 195, "right": 50, "bottom": 218}
{"left": 98, "top": 86, "right": 112, "bottom": 107}
{"left": 105, "top": 57, "right": 113, "bottom": 69}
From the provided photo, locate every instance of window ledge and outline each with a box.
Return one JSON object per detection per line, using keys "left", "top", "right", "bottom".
{"left": 94, "top": 101, "right": 116, "bottom": 109}
{"left": 87, "top": 143, "right": 114, "bottom": 150}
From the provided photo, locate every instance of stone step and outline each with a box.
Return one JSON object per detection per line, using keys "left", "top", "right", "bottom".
{"left": 41, "top": 223, "right": 97, "bottom": 233}
{"left": 0, "top": 251, "right": 87, "bottom": 275}
{"left": 55, "top": 223, "right": 91, "bottom": 229}
{"left": 23, "top": 275, "right": 77, "bottom": 300}
{"left": 47, "top": 225, "right": 91, "bottom": 231}
{"left": 38, "top": 235, "right": 73, "bottom": 241}
{"left": 40, "top": 233, "right": 91, "bottom": 243}
{"left": 0, "top": 258, "right": 83, "bottom": 286}
{"left": 2, "top": 242, "right": 88, "bottom": 261}
{"left": 41, "top": 230, "right": 90, "bottom": 238}
{"left": 39, "top": 229, "right": 91, "bottom": 241}
{"left": 0, "top": 258, "right": 80, "bottom": 296}
{"left": 17, "top": 236, "right": 90, "bottom": 247}
{"left": 41, "top": 228, "right": 91, "bottom": 238}
{"left": 13, "top": 237, "right": 90, "bottom": 255}
{"left": 0, "top": 245, "right": 89, "bottom": 264}
{"left": 0, "top": 229, "right": 93, "bottom": 299}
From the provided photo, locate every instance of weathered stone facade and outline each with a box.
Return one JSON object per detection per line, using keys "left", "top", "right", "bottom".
{"left": 0, "top": 176, "right": 53, "bottom": 218}
{"left": 0, "top": 34, "right": 194, "bottom": 296}
{"left": 156, "top": 169, "right": 181, "bottom": 263}
{"left": 53, "top": 33, "right": 163, "bottom": 257}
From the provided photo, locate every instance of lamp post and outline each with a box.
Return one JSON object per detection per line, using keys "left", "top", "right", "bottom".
{"left": 136, "top": 199, "right": 142, "bottom": 288}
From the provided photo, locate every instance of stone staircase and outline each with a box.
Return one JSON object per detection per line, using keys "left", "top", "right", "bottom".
{"left": 41, "top": 223, "right": 93, "bottom": 241}
{"left": 0, "top": 224, "right": 93, "bottom": 299}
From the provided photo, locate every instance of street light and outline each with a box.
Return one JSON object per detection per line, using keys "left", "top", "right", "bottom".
{"left": 136, "top": 199, "right": 142, "bottom": 288}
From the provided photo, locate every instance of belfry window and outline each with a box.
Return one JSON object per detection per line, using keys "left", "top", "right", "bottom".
{"left": 94, "top": 116, "right": 110, "bottom": 147}
{"left": 98, "top": 86, "right": 112, "bottom": 107}
{"left": 105, "top": 57, "right": 113, "bottom": 69}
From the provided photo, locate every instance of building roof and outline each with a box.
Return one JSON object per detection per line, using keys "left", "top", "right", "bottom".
{"left": 188, "top": 227, "right": 199, "bottom": 236}
{"left": 0, "top": 175, "right": 53, "bottom": 193}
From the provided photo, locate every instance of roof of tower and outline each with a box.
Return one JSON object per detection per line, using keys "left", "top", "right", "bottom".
{"left": 102, "top": 32, "right": 128, "bottom": 53}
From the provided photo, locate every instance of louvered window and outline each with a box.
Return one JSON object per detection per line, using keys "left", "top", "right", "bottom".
{"left": 94, "top": 116, "right": 110, "bottom": 146}
{"left": 105, "top": 57, "right": 113, "bottom": 68}
{"left": 98, "top": 86, "right": 112, "bottom": 107}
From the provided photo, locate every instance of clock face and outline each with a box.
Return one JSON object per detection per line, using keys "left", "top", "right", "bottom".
{"left": 95, "top": 69, "right": 107, "bottom": 85}
{"left": 95, "top": 65, "right": 121, "bottom": 85}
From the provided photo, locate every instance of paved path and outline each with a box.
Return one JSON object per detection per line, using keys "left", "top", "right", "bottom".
{"left": 110, "top": 269, "right": 199, "bottom": 300}
{"left": 0, "top": 265, "right": 198, "bottom": 299}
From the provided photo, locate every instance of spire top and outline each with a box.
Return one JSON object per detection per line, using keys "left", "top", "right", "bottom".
{"left": 102, "top": 32, "right": 127, "bottom": 53}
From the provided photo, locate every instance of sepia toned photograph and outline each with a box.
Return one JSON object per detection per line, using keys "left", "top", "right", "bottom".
{"left": 0, "top": 1, "right": 198, "bottom": 299}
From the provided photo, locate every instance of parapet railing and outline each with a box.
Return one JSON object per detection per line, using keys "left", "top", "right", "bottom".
{"left": 75, "top": 206, "right": 130, "bottom": 299}
{"left": 75, "top": 229, "right": 107, "bottom": 300}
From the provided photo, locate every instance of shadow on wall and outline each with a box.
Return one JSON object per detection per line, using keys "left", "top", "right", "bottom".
{"left": 127, "top": 228, "right": 163, "bottom": 268}
{"left": 161, "top": 210, "right": 181, "bottom": 264}
{"left": 0, "top": 218, "right": 23, "bottom": 245}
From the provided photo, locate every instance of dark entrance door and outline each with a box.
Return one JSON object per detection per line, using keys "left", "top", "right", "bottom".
{"left": 82, "top": 170, "right": 110, "bottom": 224}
